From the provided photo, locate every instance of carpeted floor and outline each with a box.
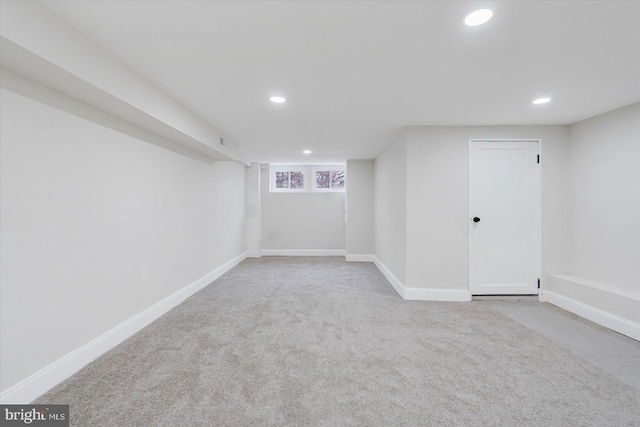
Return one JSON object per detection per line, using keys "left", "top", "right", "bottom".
{"left": 37, "top": 257, "right": 640, "bottom": 426}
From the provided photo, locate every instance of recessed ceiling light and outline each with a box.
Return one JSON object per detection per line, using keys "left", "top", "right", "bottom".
{"left": 532, "top": 97, "right": 552, "bottom": 105}
{"left": 464, "top": 9, "right": 493, "bottom": 26}
{"left": 270, "top": 96, "right": 286, "bottom": 103}
{"left": 303, "top": 150, "right": 312, "bottom": 155}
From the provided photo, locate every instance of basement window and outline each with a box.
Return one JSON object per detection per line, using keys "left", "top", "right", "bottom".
{"left": 270, "top": 165, "right": 345, "bottom": 193}
{"left": 312, "top": 167, "right": 345, "bottom": 191}
{"left": 270, "top": 167, "right": 306, "bottom": 192}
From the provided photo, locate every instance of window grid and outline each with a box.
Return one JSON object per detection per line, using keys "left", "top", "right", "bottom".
{"left": 270, "top": 165, "right": 345, "bottom": 193}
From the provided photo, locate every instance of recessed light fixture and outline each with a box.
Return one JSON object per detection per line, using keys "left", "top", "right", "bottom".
{"left": 270, "top": 96, "right": 286, "bottom": 103}
{"left": 464, "top": 9, "right": 493, "bottom": 26}
{"left": 532, "top": 97, "right": 552, "bottom": 105}
{"left": 303, "top": 150, "right": 312, "bottom": 155}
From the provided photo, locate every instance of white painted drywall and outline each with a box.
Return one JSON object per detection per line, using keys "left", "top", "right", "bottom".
{"left": 374, "top": 130, "right": 407, "bottom": 283}
{"left": 245, "top": 163, "right": 261, "bottom": 256}
{"left": 404, "top": 126, "right": 570, "bottom": 290}
{"left": 0, "top": 0, "right": 240, "bottom": 161}
{"left": 547, "top": 103, "right": 640, "bottom": 339}
{"left": 566, "top": 102, "right": 640, "bottom": 291}
{"left": 346, "top": 160, "right": 375, "bottom": 256}
{"left": 260, "top": 168, "right": 345, "bottom": 250}
{"left": 0, "top": 88, "right": 246, "bottom": 393}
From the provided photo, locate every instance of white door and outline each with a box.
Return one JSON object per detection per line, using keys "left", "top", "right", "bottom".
{"left": 469, "top": 140, "right": 539, "bottom": 295}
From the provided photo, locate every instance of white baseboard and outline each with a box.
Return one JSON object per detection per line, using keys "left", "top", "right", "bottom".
{"left": 547, "top": 274, "right": 640, "bottom": 301}
{"left": 542, "top": 290, "right": 640, "bottom": 341}
{"left": 373, "top": 256, "right": 471, "bottom": 302}
{"left": 0, "top": 252, "right": 248, "bottom": 404}
{"left": 245, "top": 251, "right": 262, "bottom": 258}
{"left": 404, "top": 287, "right": 472, "bottom": 302}
{"left": 261, "top": 249, "right": 346, "bottom": 257}
{"left": 345, "top": 254, "right": 374, "bottom": 263}
{"left": 373, "top": 256, "right": 406, "bottom": 298}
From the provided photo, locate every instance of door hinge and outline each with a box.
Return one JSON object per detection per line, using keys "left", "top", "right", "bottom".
{"left": 538, "top": 278, "right": 541, "bottom": 289}
{"left": 537, "top": 154, "right": 540, "bottom": 164}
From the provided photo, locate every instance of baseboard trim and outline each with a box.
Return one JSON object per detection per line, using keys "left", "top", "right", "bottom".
{"left": 261, "top": 249, "right": 346, "bottom": 257}
{"left": 404, "top": 287, "right": 472, "bottom": 302}
{"left": 542, "top": 290, "right": 640, "bottom": 341}
{"left": 345, "top": 254, "right": 375, "bottom": 263}
{"left": 373, "top": 256, "right": 471, "bottom": 302}
{"left": 245, "top": 251, "right": 262, "bottom": 258}
{"left": 373, "top": 256, "right": 405, "bottom": 298}
{"left": 548, "top": 274, "right": 640, "bottom": 301}
{"left": 0, "top": 252, "right": 248, "bottom": 404}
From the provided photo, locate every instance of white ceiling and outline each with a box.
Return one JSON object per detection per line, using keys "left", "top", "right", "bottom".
{"left": 41, "top": 1, "right": 640, "bottom": 163}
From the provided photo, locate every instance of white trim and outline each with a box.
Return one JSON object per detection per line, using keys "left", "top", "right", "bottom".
{"left": 373, "top": 256, "right": 471, "bottom": 302}
{"left": 542, "top": 290, "right": 640, "bottom": 341}
{"left": 261, "top": 249, "right": 346, "bottom": 257}
{"left": 0, "top": 252, "right": 248, "bottom": 404}
{"left": 345, "top": 254, "right": 375, "bottom": 263}
{"left": 245, "top": 251, "right": 263, "bottom": 258}
{"left": 468, "top": 138, "right": 542, "bottom": 295}
{"left": 536, "top": 140, "right": 543, "bottom": 292}
{"left": 404, "top": 287, "right": 472, "bottom": 302}
{"left": 373, "top": 256, "right": 405, "bottom": 298}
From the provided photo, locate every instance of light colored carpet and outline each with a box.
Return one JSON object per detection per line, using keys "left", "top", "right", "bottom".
{"left": 37, "top": 257, "right": 640, "bottom": 426}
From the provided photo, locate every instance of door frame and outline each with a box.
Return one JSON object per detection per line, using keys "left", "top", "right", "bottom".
{"left": 468, "top": 138, "right": 542, "bottom": 297}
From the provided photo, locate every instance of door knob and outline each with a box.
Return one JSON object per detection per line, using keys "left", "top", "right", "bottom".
{"left": 473, "top": 217, "right": 481, "bottom": 223}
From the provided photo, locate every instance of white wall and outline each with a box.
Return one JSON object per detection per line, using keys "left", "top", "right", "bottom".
{"left": 405, "top": 126, "right": 569, "bottom": 291}
{"left": 0, "top": 89, "right": 246, "bottom": 394}
{"left": 0, "top": 1, "right": 240, "bottom": 161}
{"left": 374, "top": 130, "right": 407, "bottom": 283}
{"left": 566, "top": 103, "right": 640, "bottom": 291}
{"left": 260, "top": 168, "right": 345, "bottom": 250}
{"left": 245, "top": 163, "right": 261, "bottom": 257}
{"left": 543, "top": 103, "right": 640, "bottom": 339}
{"left": 345, "top": 160, "right": 374, "bottom": 256}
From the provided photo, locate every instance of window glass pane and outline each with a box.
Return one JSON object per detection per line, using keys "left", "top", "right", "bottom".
{"left": 316, "top": 171, "right": 330, "bottom": 189}
{"left": 290, "top": 171, "right": 304, "bottom": 189}
{"left": 331, "top": 170, "right": 345, "bottom": 189}
{"left": 275, "top": 171, "right": 289, "bottom": 188}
